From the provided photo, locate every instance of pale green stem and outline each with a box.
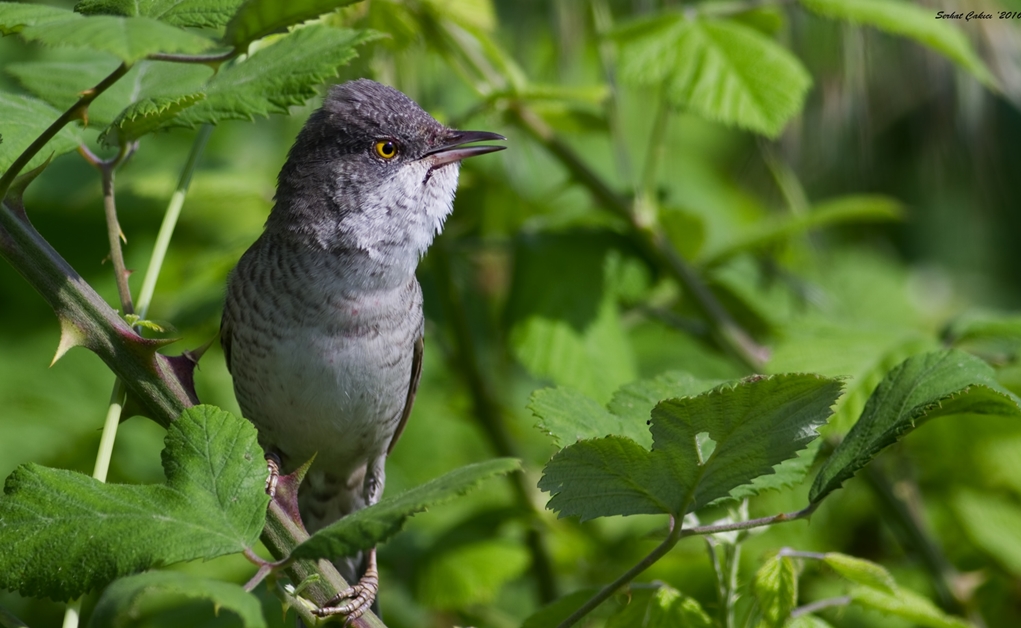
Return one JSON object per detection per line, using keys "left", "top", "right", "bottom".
{"left": 136, "top": 125, "right": 212, "bottom": 319}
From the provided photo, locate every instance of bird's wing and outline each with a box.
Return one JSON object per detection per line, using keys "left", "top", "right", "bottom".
{"left": 220, "top": 301, "right": 234, "bottom": 374}
{"left": 387, "top": 334, "right": 423, "bottom": 455}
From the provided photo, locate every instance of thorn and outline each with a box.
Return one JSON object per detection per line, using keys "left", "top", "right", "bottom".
{"left": 5, "top": 154, "right": 54, "bottom": 216}
{"left": 51, "top": 317, "right": 86, "bottom": 366}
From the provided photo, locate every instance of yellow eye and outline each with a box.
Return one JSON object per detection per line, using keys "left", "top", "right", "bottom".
{"left": 374, "top": 140, "right": 398, "bottom": 159}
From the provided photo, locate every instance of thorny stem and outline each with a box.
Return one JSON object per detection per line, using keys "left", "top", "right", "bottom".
{"left": 429, "top": 239, "right": 559, "bottom": 603}
{"left": 0, "top": 63, "right": 130, "bottom": 200}
{"left": 557, "top": 516, "right": 684, "bottom": 628}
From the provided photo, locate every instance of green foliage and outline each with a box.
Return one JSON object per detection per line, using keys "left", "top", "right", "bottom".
{"left": 20, "top": 15, "right": 215, "bottom": 63}
{"left": 0, "top": 2, "right": 74, "bottom": 34}
{"left": 101, "top": 94, "right": 206, "bottom": 145}
{"left": 606, "top": 585, "right": 714, "bottom": 628}
{"left": 74, "top": 0, "right": 245, "bottom": 29}
{"left": 799, "top": 0, "right": 998, "bottom": 89}
{"left": 520, "top": 589, "right": 600, "bottom": 628}
{"left": 822, "top": 552, "right": 895, "bottom": 595}
{"left": 88, "top": 571, "right": 266, "bottom": 628}
{"left": 614, "top": 14, "right": 811, "bottom": 137}
{"left": 538, "top": 374, "right": 841, "bottom": 520}
{"left": 952, "top": 490, "right": 1021, "bottom": 577}
{"left": 415, "top": 539, "right": 529, "bottom": 609}
{"left": 168, "top": 25, "right": 378, "bottom": 127}
{"left": 223, "top": 0, "right": 362, "bottom": 50}
{"left": 811, "top": 349, "right": 1021, "bottom": 503}
{"left": 290, "top": 458, "right": 519, "bottom": 560}
{"left": 753, "top": 554, "right": 798, "bottom": 628}
{"left": 849, "top": 586, "right": 971, "bottom": 628}
{"left": 0, "top": 406, "right": 267, "bottom": 600}
{"left": 0, "top": 92, "right": 82, "bottom": 171}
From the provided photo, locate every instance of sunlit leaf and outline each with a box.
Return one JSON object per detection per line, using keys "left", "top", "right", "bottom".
{"left": 823, "top": 553, "right": 896, "bottom": 595}
{"left": 75, "top": 0, "right": 246, "bottom": 29}
{"left": 223, "top": 0, "right": 362, "bottom": 49}
{"left": 20, "top": 15, "right": 216, "bottom": 63}
{"left": 0, "top": 92, "right": 83, "bottom": 173}
{"left": 0, "top": 1, "right": 74, "bottom": 34}
{"left": 849, "top": 585, "right": 971, "bottom": 628}
{"left": 101, "top": 93, "right": 205, "bottom": 145}
{"left": 754, "top": 554, "right": 798, "bottom": 628}
{"left": 607, "top": 585, "right": 713, "bottom": 628}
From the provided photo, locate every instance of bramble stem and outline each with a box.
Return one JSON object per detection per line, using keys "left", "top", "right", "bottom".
{"left": 0, "top": 63, "right": 130, "bottom": 201}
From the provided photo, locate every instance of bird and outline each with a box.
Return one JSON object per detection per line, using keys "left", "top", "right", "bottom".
{"left": 220, "top": 78, "right": 505, "bottom": 620}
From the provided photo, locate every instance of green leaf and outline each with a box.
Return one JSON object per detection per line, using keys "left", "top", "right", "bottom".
{"left": 223, "top": 0, "right": 362, "bottom": 50}
{"left": 539, "top": 374, "right": 842, "bottom": 520}
{"left": 788, "top": 617, "right": 836, "bottom": 628}
{"left": 75, "top": 0, "right": 246, "bottom": 29}
{"left": 810, "top": 349, "right": 1021, "bottom": 503}
{"left": 88, "top": 571, "right": 266, "bottom": 628}
{"left": 606, "top": 371, "right": 723, "bottom": 435}
{"left": 753, "top": 554, "right": 798, "bottom": 628}
{"left": 168, "top": 24, "right": 377, "bottom": 127}
{"left": 952, "top": 489, "right": 1021, "bottom": 577}
{"left": 614, "top": 14, "right": 811, "bottom": 137}
{"left": 20, "top": 15, "right": 216, "bottom": 63}
{"left": 849, "top": 585, "right": 971, "bottom": 628}
{"left": 0, "top": 92, "right": 83, "bottom": 173}
{"left": 507, "top": 233, "right": 639, "bottom": 403}
{"left": 100, "top": 93, "right": 205, "bottom": 145}
{"left": 0, "top": 405, "right": 268, "bottom": 601}
{"left": 7, "top": 59, "right": 212, "bottom": 127}
{"left": 823, "top": 553, "right": 896, "bottom": 595}
{"left": 529, "top": 387, "right": 652, "bottom": 449}
{"left": 415, "top": 540, "right": 530, "bottom": 610}
{"left": 607, "top": 585, "right": 714, "bottom": 628}
{"left": 799, "top": 0, "right": 998, "bottom": 90}
{"left": 290, "top": 458, "right": 520, "bottom": 561}
{"left": 0, "top": 1, "right": 74, "bottom": 34}
{"left": 705, "top": 195, "right": 904, "bottom": 264}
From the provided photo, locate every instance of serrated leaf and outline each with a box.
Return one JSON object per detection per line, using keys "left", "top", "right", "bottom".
{"left": 614, "top": 14, "right": 811, "bottom": 137}
{"left": 223, "top": 0, "right": 362, "bottom": 50}
{"left": 0, "top": 92, "right": 82, "bottom": 173}
{"left": 849, "top": 585, "right": 971, "bottom": 628}
{"left": 706, "top": 195, "right": 904, "bottom": 264}
{"left": 529, "top": 387, "right": 651, "bottom": 448}
{"left": 75, "top": 0, "right": 245, "bottom": 29}
{"left": 952, "top": 489, "right": 1021, "bottom": 577}
{"left": 88, "top": 571, "right": 266, "bottom": 628}
{"left": 799, "top": 0, "right": 998, "bottom": 90}
{"left": 290, "top": 458, "right": 519, "bottom": 561}
{"left": 20, "top": 15, "right": 216, "bottom": 63}
{"left": 823, "top": 553, "right": 896, "bottom": 595}
{"left": 754, "top": 554, "right": 798, "bottom": 628}
{"left": 0, "top": 1, "right": 74, "bottom": 34}
{"left": 607, "top": 372, "right": 723, "bottom": 433}
{"left": 810, "top": 349, "right": 1021, "bottom": 503}
{"left": 167, "top": 24, "right": 377, "bottom": 128}
{"left": 0, "top": 405, "right": 268, "bottom": 601}
{"left": 539, "top": 374, "right": 842, "bottom": 521}
{"left": 607, "top": 585, "right": 714, "bottom": 628}
{"left": 415, "top": 540, "right": 529, "bottom": 610}
{"left": 7, "top": 59, "right": 213, "bottom": 127}
{"left": 101, "top": 93, "right": 205, "bottom": 145}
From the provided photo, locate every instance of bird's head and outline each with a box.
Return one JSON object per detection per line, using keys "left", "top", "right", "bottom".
{"left": 270, "top": 79, "right": 504, "bottom": 277}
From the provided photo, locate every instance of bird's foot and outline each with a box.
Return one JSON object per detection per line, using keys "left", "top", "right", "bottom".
{"left": 265, "top": 452, "right": 281, "bottom": 499}
{"left": 312, "top": 551, "right": 379, "bottom": 623}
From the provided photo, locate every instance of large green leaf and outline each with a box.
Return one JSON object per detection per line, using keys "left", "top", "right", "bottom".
{"left": 538, "top": 374, "right": 842, "bottom": 521}
{"left": 810, "top": 349, "right": 1021, "bottom": 503}
{"left": 6, "top": 58, "right": 213, "bottom": 127}
{"left": 849, "top": 586, "right": 971, "bottom": 628}
{"left": 223, "top": 0, "right": 363, "bottom": 50}
{"left": 0, "top": 406, "right": 268, "bottom": 601}
{"left": 20, "top": 15, "right": 216, "bottom": 63}
{"left": 168, "top": 24, "right": 377, "bottom": 127}
{"left": 0, "top": 1, "right": 74, "bottom": 34}
{"left": 0, "top": 92, "right": 83, "bottom": 173}
{"left": 75, "top": 0, "right": 246, "bottom": 29}
{"left": 607, "top": 585, "right": 714, "bottom": 628}
{"left": 823, "top": 552, "right": 896, "bottom": 595}
{"left": 290, "top": 458, "right": 519, "bottom": 561}
{"left": 614, "top": 14, "right": 811, "bottom": 137}
{"left": 800, "top": 0, "right": 998, "bottom": 89}
{"left": 88, "top": 571, "right": 266, "bottom": 628}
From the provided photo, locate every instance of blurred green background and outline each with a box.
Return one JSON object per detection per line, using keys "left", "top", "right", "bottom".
{"left": 3, "top": 0, "right": 1021, "bottom": 626}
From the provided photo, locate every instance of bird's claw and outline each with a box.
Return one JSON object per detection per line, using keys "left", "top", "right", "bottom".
{"left": 265, "top": 453, "right": 281, "bottom": 499}
{"left": 311, "top": 555, "right": 379, "bottom": 623}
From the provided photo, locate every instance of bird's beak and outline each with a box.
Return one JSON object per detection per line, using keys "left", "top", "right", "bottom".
{"left": 424, "top": 130, "right": 506, "bottom": 167}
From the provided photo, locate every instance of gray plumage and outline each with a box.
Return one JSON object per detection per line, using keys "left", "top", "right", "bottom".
{"left": 221, "top": 79, "right": 503, "bottom": 595}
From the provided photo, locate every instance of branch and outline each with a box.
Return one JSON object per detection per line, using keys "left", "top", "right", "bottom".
{"left": 680, "top": 503, "right": 817, "bottom": 538}
{"left": 790, "top": 595, "right": 852, "bottom": 618}
{"left": 146, "top": 49, "right": 237, "bottom": 64}
{"left": 0, "top": 63, "right": 130, "bottom": 200}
